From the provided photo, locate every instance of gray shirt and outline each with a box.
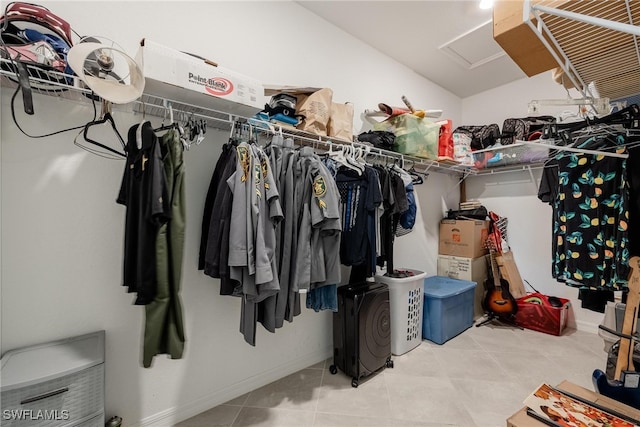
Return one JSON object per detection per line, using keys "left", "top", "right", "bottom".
{"left": 252, "top": 145, "right": 282, "bottom": 296}
{"left": 227, "top": 142, "right": 256, "bottom": 296}
{"left": 292, "top": 148, "right": 342, "bottom": 291}
{"left": 310, "top": 161, "right": 342, "bottom": 288}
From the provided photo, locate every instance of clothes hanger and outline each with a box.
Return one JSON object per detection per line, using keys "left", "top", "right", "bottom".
{"left": 558, "top": 121, "right": 634, "bottom": 157}
{"left": 191, "top": 119, "right": 206, "bottom": 146}
{"left": 279, "top": 125, "right": 294, "bottom": 149}
{"left": 546, "top": 104, "right": 640, "bottom": 142}
{"left": 154, "top": 101, "right": 179, "bottom": 133}
{"left": 267, "top": 125, "right": 285, "bottom": 149}
{"left": 235, "top": 119, "right": 250, "bottom": 144}
{"left": 354, "top": 146, "right": 368, "bottom": 166}
{"left": 327, "top": 144, "right": 361, "bottom": 175}
{"left": 345, "top": 144, "right": 365, "bottom": 173}
{"left": 180, "top": 111, "right": 192, "bottom": 151}
{"left": 228, "top": 118, "right": 238, "bottom": 146}
{"left": 250, "top": 122, "right": 259, "bottom": 146}
{"left": 353, "top": 145, "right": 366, "bottom": 163}
{"left": 557, "top": 109, "right": 584, "bottom": 124}
{"left": 74, "top": 99, "right": 126, "bottom": 158}
{"left": 390, "top": 157, "right": 409, "bottom": 176}
{"left": 187, "top": 113, "right": 198, "bottom": 142}
{"left": 407, "top": 161, "right": 426, "bottom": 185}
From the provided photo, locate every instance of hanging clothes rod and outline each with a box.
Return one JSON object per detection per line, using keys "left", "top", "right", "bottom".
{"left": 528, "top": 98, "right": 611, "bottom": 116}
{"left": 520, "top": 140, "right": 629, "bottom": 159}
{"left": 251, "top": 121, "right": 474, "bottom": 175}
{"left": 132, "top": 92, "right": 475, "bottom": 176}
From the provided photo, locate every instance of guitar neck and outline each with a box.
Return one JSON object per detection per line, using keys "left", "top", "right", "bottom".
{"left": 489, "top": 249, "right": 501, "bottom": 289}
{"left": 615, "top": 256, "right": 640, "bottom": 380}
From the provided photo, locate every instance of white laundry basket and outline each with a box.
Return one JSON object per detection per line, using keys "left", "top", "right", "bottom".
{"left": 375, "top": 269, "right": 427, "bottom": 355}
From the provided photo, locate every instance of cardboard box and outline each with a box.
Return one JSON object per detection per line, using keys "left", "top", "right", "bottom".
{"left": 263, "top": 85, "right": 323, "bottom": 97}
{"left": 437, "top": 255, "right": 488, "bottom": 318}
{"left": 496, "top": 251, "right": 527, "bottom": 299}
{"left": 439, "top": 219, "right": 489, "bottom": 258}
{"left": 493, "top": 1, "right": 560, "bottom": 77}
{"left": 136, "top": 39, "right": 264, "bottom": 117}
{"left": 507, "top": 380, "right": 640, "bottom": 426}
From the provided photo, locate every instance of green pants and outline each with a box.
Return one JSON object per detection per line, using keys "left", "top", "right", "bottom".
{"left": 143, "top": 129, "right": 186, "bottom": 367}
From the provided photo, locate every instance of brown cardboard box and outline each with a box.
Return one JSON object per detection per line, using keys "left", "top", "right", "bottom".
{"left": 493, "top": 1, "right": 560, "bottom": 77}
{"left": 439, "top": 219, "right": 489, "bottom": 259}
{"left": 436, "top": 255, "right": 488, "bottom": 318}
{"left": 507, "top": 381, "right": 640, "bottom": 426}
{"left": 496, "top": 251, "right": 527, "bottom": 299}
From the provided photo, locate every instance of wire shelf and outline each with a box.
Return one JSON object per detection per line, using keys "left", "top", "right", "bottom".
{"left": 0, "top": 58, "right": 477, "bottom": 177}
{"left": 526, "top": 0, "right": 640, "bottom": 101}
{"left": 1, "top": 58, "right": 95, "bottom": 106}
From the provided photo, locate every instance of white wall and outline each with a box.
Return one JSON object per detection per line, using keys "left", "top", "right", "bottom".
{"left": 1, "top": 2, "right": 462, "bottom": 426}
{"left": 461, "top": 71, "right": 606, "bottom": 331}
{"left": 462, "top": 71, "right": 583, "bottom": 125}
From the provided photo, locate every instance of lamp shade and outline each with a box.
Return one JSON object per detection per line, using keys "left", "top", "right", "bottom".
{"left": 68, "top": 42, "right": 144, "bottom": 104}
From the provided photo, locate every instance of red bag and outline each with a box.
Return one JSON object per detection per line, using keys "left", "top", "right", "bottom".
{"left": 514, "top": 292, "right": 571, "bottom": 336}
{"left": 436, "top": 120, "right": 454, "bottom": 161}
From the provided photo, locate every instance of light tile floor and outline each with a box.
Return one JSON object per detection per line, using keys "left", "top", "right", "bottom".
{"left": 176, "top": 324, "right": 608, "bottom": 427}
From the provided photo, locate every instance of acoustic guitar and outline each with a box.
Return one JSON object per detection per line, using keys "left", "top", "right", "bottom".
{"left": 483, "top": 235, "right": 518, "bottom": 317}
{"left": 593, "top": 256, "right": 640, "bottom": 410}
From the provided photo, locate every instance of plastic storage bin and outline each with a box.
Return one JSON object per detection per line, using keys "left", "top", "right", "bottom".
{"left": 422, "top": 276, "right": 476, "bottom": 344}
{"left": 599, "top": 301, "right": 640, "bottom": 353}
{"left": 375, "top": 269, "right": 427, "bottom": 355}
{"left": 472, "top": 142, "right": 549, "bottom": 169}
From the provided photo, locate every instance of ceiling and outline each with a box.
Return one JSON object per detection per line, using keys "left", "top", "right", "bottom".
{"left": 297, "top": 1, "right": 528, "bottom": 98}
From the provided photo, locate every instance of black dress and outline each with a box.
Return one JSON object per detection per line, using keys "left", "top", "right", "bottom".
{"left": 552, "top": 133, "right": 630, "bottom": 290}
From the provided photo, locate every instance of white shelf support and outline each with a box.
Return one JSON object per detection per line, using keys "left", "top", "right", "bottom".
{"left": 523, "top": 0, "right": 593, "bottom": 101}
{"left": 532, "top": 4, "right": 640, "bottom": 37}
{"left": 625, "top": 0, "right": 640, "bottom": 70}
{"left": 523, "top": 0, "right": 640, "bottom": 103}
{"left": 520, "top": 140, "right": 629, "bottom": 159}
{"left": 528, "top": 97, "right": 611, "bottom": 116}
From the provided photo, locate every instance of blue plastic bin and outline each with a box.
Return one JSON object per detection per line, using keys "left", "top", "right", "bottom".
{"left": 423, "top": 276, "right": 476, "bottom": 344}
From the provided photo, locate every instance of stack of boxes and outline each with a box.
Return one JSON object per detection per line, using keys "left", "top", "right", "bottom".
{"left": 437, "top": 219, "right": 490, "bottom": 318}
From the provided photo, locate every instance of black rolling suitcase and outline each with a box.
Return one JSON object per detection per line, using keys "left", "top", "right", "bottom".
{"left": 329, "top": 282, "right": 393, "bottom": 388}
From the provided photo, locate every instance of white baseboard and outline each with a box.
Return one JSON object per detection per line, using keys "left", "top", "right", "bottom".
{"left": 137, "top": 347, "right": 332, "bottom": 427}
{"left": 574, "top": 319, "right": 600, "bottom": 334}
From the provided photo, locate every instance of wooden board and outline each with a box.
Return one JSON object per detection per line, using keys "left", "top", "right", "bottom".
{"left": 492, "top": 0, "right": 561, "bottom": 77}
{"left": 615, "top": 256, "right": 640, "bottom": 380}
{"left": 496, "top": 251, "right": 527, "bottom": 299}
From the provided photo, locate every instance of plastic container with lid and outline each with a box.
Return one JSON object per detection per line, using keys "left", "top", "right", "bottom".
{"left": 422, "top": 276, "right": 476, "bottom": 344}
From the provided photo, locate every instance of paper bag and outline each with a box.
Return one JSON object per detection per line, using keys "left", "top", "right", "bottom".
{"left": 296, "top": 88, "right": 333, "bottom": 136}
{"left": 328, "top": 102, "right": 354, "bottom": 142}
